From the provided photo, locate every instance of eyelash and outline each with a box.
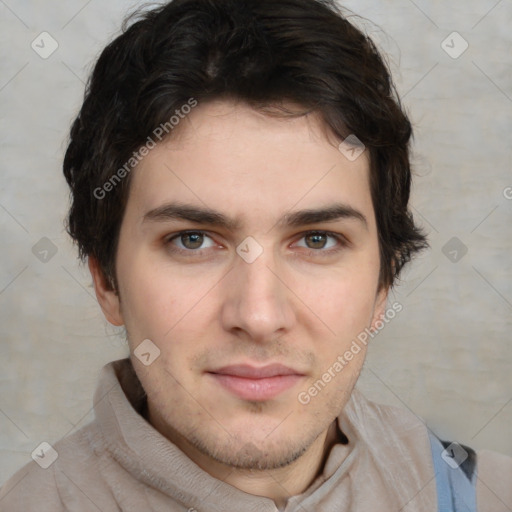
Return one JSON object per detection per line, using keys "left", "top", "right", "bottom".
{"left": 164, "top": 230, "right": 348, "bottom": 258}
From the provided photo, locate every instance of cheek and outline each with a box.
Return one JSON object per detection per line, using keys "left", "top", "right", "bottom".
{"left": 119, "top": 265, "right": 219, "bottom": 359}
{"left": 311, "top": 266, "right": 380, "bottom": 336}
{"left": 117, "top": 266, "right": 178, "bottom": 341}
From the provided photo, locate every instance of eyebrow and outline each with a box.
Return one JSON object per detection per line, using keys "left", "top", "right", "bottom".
{"left": 142, "top": 202, "right": 368, "bottom": 231}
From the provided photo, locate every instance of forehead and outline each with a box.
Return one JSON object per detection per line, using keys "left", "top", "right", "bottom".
{"left": 125, "top": 100, "right": 373, "bottom": 229}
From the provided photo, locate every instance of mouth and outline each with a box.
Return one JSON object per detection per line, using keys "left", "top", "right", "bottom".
{"left": 206, "top": 364, "right": 305, "bottom": 401}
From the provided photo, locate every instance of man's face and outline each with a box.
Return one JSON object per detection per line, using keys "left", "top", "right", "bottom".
{"left": 97, "top": 100, "right": 387, "bottom": 470}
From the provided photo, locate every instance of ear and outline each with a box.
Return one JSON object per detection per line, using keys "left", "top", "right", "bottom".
{"left": 370, "top": 285, "right": 389, "bottom": 331}
{"left": 88, "top": 256, "right": 124, "bottom": 326}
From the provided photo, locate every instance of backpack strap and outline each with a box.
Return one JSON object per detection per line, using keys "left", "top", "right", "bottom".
{"left": 428, "top": 429, "right": 478, "bottom": 511}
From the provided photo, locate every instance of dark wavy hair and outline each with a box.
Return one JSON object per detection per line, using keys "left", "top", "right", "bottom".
{"left": 63, "top": 0, "right": 428, "bottom": 292}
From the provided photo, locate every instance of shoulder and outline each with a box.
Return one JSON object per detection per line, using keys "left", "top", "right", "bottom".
{"left": 0, "top": 455, "right": 64, "bottom": 511}
{"left": 346, "top": 390, "right": 512, "bottom": 510}
{"left": 0, "top": 421, "right": 111, "bottom": 511}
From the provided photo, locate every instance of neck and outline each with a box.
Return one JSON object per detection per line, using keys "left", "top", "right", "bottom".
{"left": 227, "top": 420, "right": 341, "bottom": 507}
{"left": 148, "top": 403, "right": 342, "bottom": 507}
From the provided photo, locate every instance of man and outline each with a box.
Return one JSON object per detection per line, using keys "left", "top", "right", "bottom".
{"left": 1, "top": 0, "right": 510, "bottom": 510}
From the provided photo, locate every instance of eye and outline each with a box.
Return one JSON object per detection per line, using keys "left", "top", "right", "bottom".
{"left": 295, "top": 231, "right": 342, "bottom": 251}
{"left": 167, "top": 231, "right": 217, "bottom": 251}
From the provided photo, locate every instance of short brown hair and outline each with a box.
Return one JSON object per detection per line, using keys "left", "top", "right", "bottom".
{"left": 63, "top": 0, "right": 428, "bottom": 292}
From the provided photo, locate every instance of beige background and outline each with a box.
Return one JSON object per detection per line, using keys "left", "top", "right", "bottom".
{"left": 0, "top": 0, "right": 511, "bottom": 486}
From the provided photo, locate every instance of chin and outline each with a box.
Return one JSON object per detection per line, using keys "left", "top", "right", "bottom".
{"left": 196, "top": 435, "right": 309, "bottom": 470}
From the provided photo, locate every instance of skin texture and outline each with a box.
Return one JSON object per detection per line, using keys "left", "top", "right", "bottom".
{"left": 89, "top": 99, "right": 388, "bottom": 505}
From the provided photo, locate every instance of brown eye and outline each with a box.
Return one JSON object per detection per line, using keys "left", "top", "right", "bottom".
{"left": 167, "top": 231, "right": 216, "bottom": 251}
{"left": 305, "top": 232, "right": 328, "bottom": 249}
{"left": 180, "top": 232, "right": 204, "bottom": 249}
{"left": 165, "top": 231, "right": 221, "bottom": 258}
{"left": 294, "top": 231, "right": 345, "bottom": 253}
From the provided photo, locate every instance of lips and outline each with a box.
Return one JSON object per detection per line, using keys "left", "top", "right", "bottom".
{"left": 211, "top": 364, "right": 301, "bottom": 378}
{"left": 207, "top": 364, "right": 305, "bottom": 401}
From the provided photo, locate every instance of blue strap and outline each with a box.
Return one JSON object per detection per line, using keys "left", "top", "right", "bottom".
{"left": 428, "top": 430, "right": 478, "bottom": 511}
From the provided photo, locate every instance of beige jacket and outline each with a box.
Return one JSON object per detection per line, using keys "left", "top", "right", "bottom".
{"left": 1, "top": 358, "right": 511, "bottom": 511}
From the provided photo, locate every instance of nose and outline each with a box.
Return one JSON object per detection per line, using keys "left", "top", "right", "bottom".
{"left": 220, "top": 249, "right": 295, "bottom": 344}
